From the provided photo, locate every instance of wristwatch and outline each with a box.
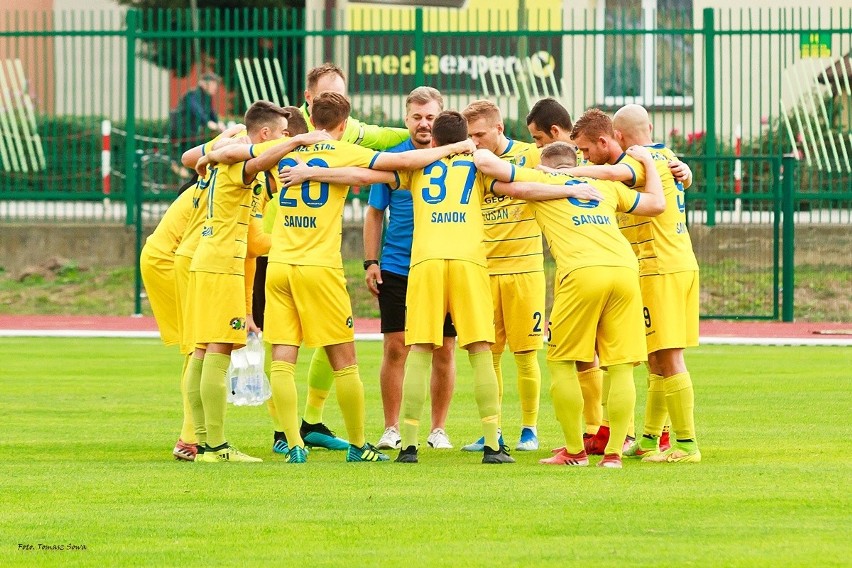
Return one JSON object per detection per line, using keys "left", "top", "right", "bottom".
{"left": 363, "top": 259, "right": 379, "bottom": 270}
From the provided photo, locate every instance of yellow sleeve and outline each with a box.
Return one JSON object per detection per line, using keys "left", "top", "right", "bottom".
{"left": 511, "top": 165, "right": 552, "bottom": 184}
{"left": 613, "top": 181, "right": 642, "bottom": 213}
{"left": 246, "top": 217, "right": 271, "bottom": 258}
{"left": 619, "top": 154, "right": 646, "bottom": 188}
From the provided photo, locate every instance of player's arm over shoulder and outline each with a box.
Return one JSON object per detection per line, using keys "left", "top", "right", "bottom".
{"left": 622, "top": 146, "right": 665, "bottom": 216}
{"left": 348, "top": 117, "right": 410, "bottom": 150}
{"left": 567, "top": 162, "right": 637, "bottom": 184}
{"left": 278, "top": 163, "right": 397, "bottom": 188}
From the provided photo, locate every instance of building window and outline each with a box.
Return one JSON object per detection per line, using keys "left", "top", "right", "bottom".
{"left": 597, "top": 0, "right": 694, "bottom": 108}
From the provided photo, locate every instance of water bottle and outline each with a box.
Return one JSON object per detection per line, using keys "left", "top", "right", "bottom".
{"left": 227, "top": 345, "right": 250, "bottom": 405}
{"left": 227, "top": 333, "right": 271, "bottom": 406}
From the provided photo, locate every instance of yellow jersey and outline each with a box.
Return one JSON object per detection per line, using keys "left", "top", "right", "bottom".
{"left": 252, "top": 139, "right": 380, "bottom": 268}
{"left": 189, "top": 159, "right": 253, "bottom": 276}
{"left": 613, "top": 153, "right": 646, "bottom": 258}
{"left": 396, "top": 153, "right": 490, "bottom": 269}
{"left": 510, "top": 166, "right": 641, "bottom": 275}
{"left": 144, "top": 189, "right": 193, "bottom": 261}
{"left": 174, "top": 135, "right": 227, "bottom": 260}
{"left": 617, "top": 144, "right": 698, "bottom": 275}
{"left": 480, "top": 139, "right": 544, "bottom": 275}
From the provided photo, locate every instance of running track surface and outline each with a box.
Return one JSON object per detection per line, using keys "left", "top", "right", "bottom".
{"left": 1, "top": 315, "right": 850, "bottom": 341}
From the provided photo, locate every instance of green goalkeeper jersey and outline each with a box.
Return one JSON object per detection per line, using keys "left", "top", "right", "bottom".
{"left": 299, "top": 103, "right": 409, "bottom": 151}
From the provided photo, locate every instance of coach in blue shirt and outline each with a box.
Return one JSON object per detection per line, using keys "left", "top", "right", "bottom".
{"left": 363, "top": 87, "right": 457, "bottom": 452}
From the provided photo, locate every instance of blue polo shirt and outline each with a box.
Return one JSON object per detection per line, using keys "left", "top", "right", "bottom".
{"left": 367, "top": 138, "right": 415, "bottom": 277}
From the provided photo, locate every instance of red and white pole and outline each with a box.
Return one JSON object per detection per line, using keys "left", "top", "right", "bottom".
{"left": 102, "top": 119, "right": 111, "bottom": 206}
{"left": 734, "top": 124, "right": 742, "bottom": 218}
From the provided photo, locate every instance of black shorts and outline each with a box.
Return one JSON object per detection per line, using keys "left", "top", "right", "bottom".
{"left": 377, "top": 270, "right": 456, "bottom": 337}
{"left": 252, "top": 256, "right": 268, "bottom": 329}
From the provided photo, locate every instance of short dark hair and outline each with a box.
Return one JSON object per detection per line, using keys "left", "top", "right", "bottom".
{"left": 527, "top": 98, "right": 573, "bottom": 131}
{"left": 244, "top": 100, "right": 288, "bottom": 134}
{"left": 311, "top": 91, "right": 350, "bottom": 131}
{"left": 282, "top": 106, "right": 309, "bottom": 136}
{"left": 432, "top": 111, "right": 468, "bottom": 146}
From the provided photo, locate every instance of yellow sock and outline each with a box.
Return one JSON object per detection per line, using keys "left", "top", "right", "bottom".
{"left": 665, "top": 372, "right": 697, "bottom": 442}
{"left": 604, "top": 363, "right": 636, "bottom": 457}
{"left": 643, "top": 373, "right": 668, "bottom": 437}
{"left": 492, "top": 351, "right": 504, "bottom": 427}
{"left": 577, "top": 366, "right": 603, "bottom": 435}
{"left": 514, "top": 352, "right": 541, "bottom": 428}
{"left": 401, "top": 350, "right": 432, "bottom": 449}
{"left": 263, "top": 343, "right": 282, "bottom": 431}
{"left": 470, "top": 350, "right": 500, "bottom": 449}
{"left": 600, "top": 369, "right": 610, "bottom": 428}
{"left": 334, "top": 365, "right": 366, "bottom": 448}
{"left": 185, "top": 355, "right": 206, "bottom": 444}
{"left": 178, "top": 354, "right": 196, "bottom": 444}
{"left": 263, "top": 341, "right": 273, "bottom": 378}
{"left": 270, "top": 361, "right": 303, "bottom": 448}
{"left": 304, "top": 348, "right": 334, "bottom": 424}
{"left": 200, "top": 352, "right": 230, "bottom": 448}
{"left": 547, "top": 360, "right": 584, "bottom": 454}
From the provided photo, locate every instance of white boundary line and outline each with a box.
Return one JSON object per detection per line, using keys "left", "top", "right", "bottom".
{"left": 0, "top": 330, "right": 849, "bottom": 346}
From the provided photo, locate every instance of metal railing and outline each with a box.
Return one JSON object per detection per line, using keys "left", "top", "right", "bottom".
{"left": 0, "top": 6, "right": 849, "bottom": 321}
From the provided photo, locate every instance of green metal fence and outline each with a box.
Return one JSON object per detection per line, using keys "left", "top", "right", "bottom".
{"left": 0, "top": 6, "right": 850, "bottom": 320}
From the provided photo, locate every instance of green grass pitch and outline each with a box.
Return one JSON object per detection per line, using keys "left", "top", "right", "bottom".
{"left": 1, "top": 338, "right": 850, "bottom": 566}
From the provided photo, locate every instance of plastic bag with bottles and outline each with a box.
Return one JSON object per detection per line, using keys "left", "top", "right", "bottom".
{"left": 226, "top": 332, "right": 272, "bottom": 406}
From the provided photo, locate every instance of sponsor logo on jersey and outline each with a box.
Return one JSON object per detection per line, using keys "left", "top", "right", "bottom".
{"left": 484, "top": 208, "right": 509, "bottom": 222}
{"left": 282, "top": 215, "right": 318, "bottom": 228}
{"left": 201, "top": 226, "right": 213, "bottom": 237}
{"left": 572, "top": 214, "right": 612, "bottom": 227}
{"left": 431, "top": 212, "right": 466, "bottom": 223}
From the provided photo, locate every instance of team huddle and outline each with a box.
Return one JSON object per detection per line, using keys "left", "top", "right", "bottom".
{"left": 140, "top": 62, "right": 701, "bottom": 468}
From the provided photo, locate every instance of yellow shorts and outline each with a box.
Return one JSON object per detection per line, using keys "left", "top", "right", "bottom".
{"left": 641, "top": 270, "right": 700, "bottom": 353}
{"left": 140, "top": 246, "right": 179, "bottom": 347}
{"left": 188, "top": 271, "right": 248, "bottom": 348}
{"left": 264, "top": 263, "right": 354, "bottom": 348}
{"left": 490, "top": 271, "right": 545, "bottom": 354}
{"left": 406, "top": 259, "right": 494, "bottom": 349}
{"left": 547, "top": 266, "right": 647, "bottom": 367}
{"left": 173, "top": 254, "right": 194, "bottom": 354}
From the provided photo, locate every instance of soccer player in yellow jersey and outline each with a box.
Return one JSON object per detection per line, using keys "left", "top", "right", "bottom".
{"left": 140, "top": 180, "right": 197, "bottom": 461}
{"left": 474, "top": 141, "right": 666, "bottom": 468}
{"left": 569, "top": 108, "right": 693, "bottom": 455}
{"left": 459, "top": 100, "right": 545, "bottom": 452}
{"left": 212, "top": 71, "right": 413, "bottom": 451}
{"left": 526, "top": 97, "right": 574, "bottom": 147}
{"left": 141, "top": 124, "right": 248, "bottom": 462}
{"left": 525, "top": 98, "right": 610, "bottom": 442}
{"left": 571, "top": 105, "right": 701, "bottom": 463}
{"left": 278, "top": 113, "right": 604, "bottom": 464}
{"left": 206, "top": 93, "right": 475, "bottom": 464}
{"left": 176, "top": 117, "right": 322, "bottom": 463}
{"left": 186, "top": 100, "right": 290, "bottom": 463}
